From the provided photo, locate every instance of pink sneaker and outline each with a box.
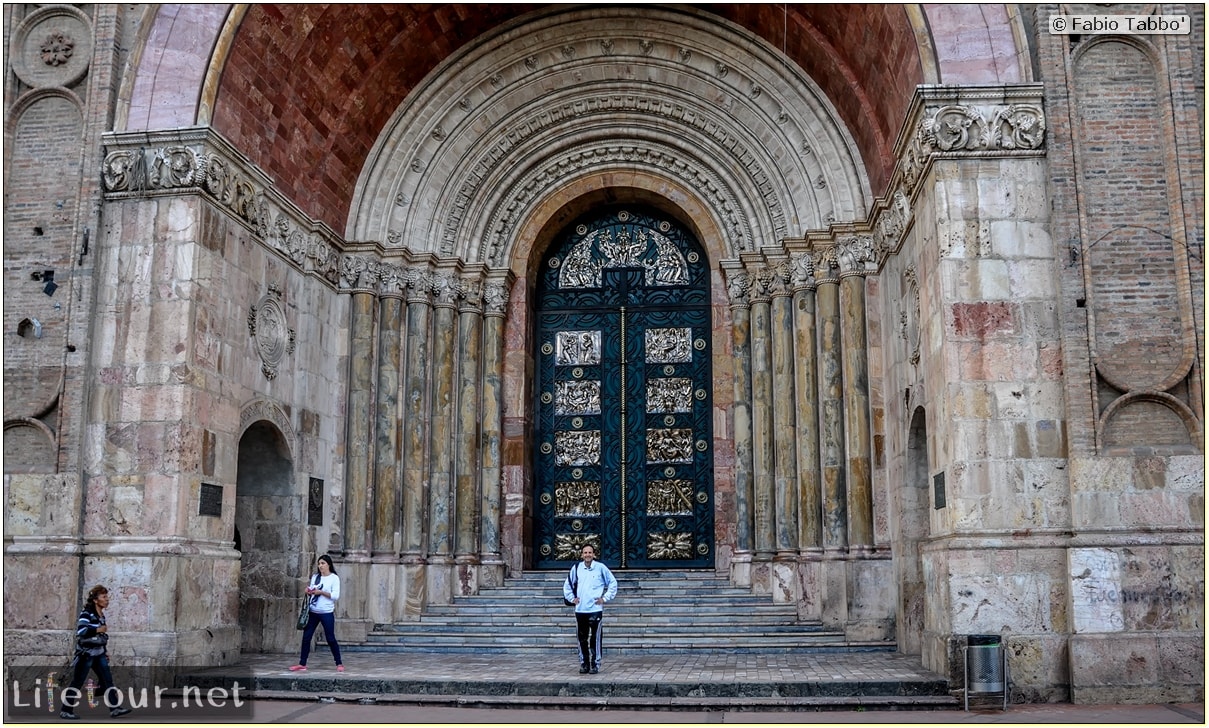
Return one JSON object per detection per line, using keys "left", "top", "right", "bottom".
{"left": 336, "top": 665, "right": 345, "bottom": 672}
{"left": 288, "top": 665, "right": 306, "bottom": 672}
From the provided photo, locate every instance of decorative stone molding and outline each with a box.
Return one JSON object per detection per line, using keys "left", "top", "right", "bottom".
{"left": 483, "top": 141, "right": 752, "bottom": 263}
{"left": 854, "top": 84, "right": 1046, "bottom": 272}
{"left": 354, "top": 7, "right": 869, "bottom": 263}
{"left": 901, "top": 265, "right": 921, "bottom": 368}
{"left": 101, "top": 128, "right": 347, "bottom": 289}
{"left": 247, "top": 285, "right": 296, "bottom": 380}
{"left": 897, "top": 86, "right": 1046, "bottom": 199}
{"left": 456, "top": 94, "right": 784, "bottom": 260}
{"left": 10, "top": 5, "right": 92, "bottom": 88}
{"left": 239, "top": 397, "right": 297, "bottom": 462}
{"left": 750, "top": 265, "right": 775, "bottom": 304}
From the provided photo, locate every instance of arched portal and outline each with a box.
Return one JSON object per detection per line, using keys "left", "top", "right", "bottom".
{"left": 532, "top": 205, "right": 715, "bottom": 569}
{"left": 235, "top": 419, "right": 305, "bottom": 653}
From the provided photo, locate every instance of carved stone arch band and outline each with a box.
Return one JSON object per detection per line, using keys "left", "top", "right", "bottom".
{"left": 238, "top": 397, "right": 298, "bottom": 467}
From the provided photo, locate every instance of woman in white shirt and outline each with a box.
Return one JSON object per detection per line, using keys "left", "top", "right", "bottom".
{"left": 290, "top": 554, "right": 344, "bottom": 672}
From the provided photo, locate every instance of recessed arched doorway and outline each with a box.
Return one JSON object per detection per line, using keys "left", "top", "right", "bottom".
{"left": 532, "top": 205, "right": 715, "bottom": 570}
{"left": 235, "top": 419, "right": 306, "bottom": 652}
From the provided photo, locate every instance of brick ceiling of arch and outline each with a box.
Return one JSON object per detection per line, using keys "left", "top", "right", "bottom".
{"left": 125, "top": 4, "right": 1025, "bottom": 237}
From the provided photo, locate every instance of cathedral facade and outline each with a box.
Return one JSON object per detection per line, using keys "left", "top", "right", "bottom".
{"left": 3, "top": 4, "right": 1203, "bottom": 703}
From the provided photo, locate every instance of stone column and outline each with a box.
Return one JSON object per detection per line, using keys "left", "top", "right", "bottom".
{"left": 791, "top": 252, "right": 822, "bottom": 556}
{"left": 768, "top": 258, "right": 798, "bottom": 563}
{"left": 341, "top": 255, "right": 378, "bottom": 559}
{"left": 722, "top": 264, "right": 754, "bottom": 586}
{"left": 400, "top": 264, "right": 432, "bottom": 616}
{"left": 368, "top": 263, "right": 404, "bottom": 622}
{"left": 477, "top": 274, "right": 510, "bottom": 587}
{"left": 838, "top": 236, "right": 874, "bottom": 552}
{"left": 749, "top": 263, "right": 776, "bottom": 566}
{"left": 814, "top": 248, "right": 847, "bottom": 552}
{"left": 372, "top": 265, "right": 404, "bottom": 557}
{"left": 426, "top": 268, "right": 461, "bottom": 605}
{"left": 767, "top": 257, "right": 798, "bottom": 603}
{"left": 453, "top": 270, "right": 485, "bottom": 595}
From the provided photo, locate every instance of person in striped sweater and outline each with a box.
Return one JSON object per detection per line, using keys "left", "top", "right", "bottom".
{"left": 59, "top": 585, "right": 131, "bottom": 719}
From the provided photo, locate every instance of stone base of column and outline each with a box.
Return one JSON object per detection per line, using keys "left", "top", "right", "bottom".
{"left": 453, "top": 555, "right": 479, "bottom": 597}
{"left": 818, "top": 558, "right": 849, "bottom": 630}
{"left": 842, "top": 558, "right": 895, "bottom": 641}
{"left": 366, "top": 559, "right": 400, "bottom": 623}
{"left": 749, "top": 558, "right": 772, "bottom": 596}
{"left": 729, "top": 550, "right": 753, "bottom": 587}
{"left": 477, "top": 554, "right": 506, "bottom": 588}
{"left": 770, "top": 560, "right": 796, "bottom": 603}
{"left": 401, "top": 561, "right": 427, "bottom": 618}
{"left": 426, "top": 555, "right": 456, "bottom": 606}
{"left": 794, "top": 558, "right": 824, "bottom": 621}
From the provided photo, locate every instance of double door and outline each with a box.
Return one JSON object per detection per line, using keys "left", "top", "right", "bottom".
{"left": 533, "top": 208, "right": 714, "bottom": 569}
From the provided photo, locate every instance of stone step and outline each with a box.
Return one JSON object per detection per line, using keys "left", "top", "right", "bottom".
{"left": 441, "top": 598, "right": 785, "bottom": 610}
{"left": 361, "top": 568, "right": 887, "bottom": 657}
{"left": 181, "top": 652, "right": 953, "bottom": 711}
{"left": 347, "top": 641, "right": 893, "bottom": 655}
{"left": 395, "top": 615, "right": 804, "bottom": 627}
{"left": 375, "top": 616, "right": 821, "bottom": 629}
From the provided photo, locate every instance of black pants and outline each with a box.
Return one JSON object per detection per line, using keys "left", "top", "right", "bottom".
{"left": 61, "top": 653, "right": 118, "bottom": 713}
{"left": 575, "top": 611, "right": 603, "bottom": 668}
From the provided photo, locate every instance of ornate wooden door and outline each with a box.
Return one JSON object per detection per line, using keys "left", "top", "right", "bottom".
{"left": 533, "top": 207, "right": 714, "bottom": 569}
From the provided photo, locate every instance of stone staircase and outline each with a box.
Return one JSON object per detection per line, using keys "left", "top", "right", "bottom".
{"left": 348, "top": 569, "right": 894, "bottom": 655}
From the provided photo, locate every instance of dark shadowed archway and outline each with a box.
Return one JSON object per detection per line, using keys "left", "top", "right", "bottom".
{"left": 235, "top": 420, "right": 307, "bottom": 653}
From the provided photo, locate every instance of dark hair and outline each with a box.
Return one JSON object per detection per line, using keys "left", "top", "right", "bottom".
{"left": 317, "top": 554, "right": 337, "bottom": 575}
{"left": 85, "top": 585, "right": 108, "bottom": 610}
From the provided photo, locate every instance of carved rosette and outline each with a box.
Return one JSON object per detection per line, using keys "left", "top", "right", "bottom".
{"left": 247, "top": 285, "right": 296, "bottom": 380}
{"left": 11, "top": 5, "right": 92, "bottom": 88}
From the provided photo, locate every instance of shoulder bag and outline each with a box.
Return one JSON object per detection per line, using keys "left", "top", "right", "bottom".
{"left": 296, "top": 574, "right": 319, "bottom": 630}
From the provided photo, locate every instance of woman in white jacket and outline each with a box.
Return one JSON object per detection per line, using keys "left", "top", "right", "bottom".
{"left": 290, "top": 554, "right": 344, "bottom": 672}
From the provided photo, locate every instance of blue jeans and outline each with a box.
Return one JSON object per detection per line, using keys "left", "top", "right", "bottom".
{"left": 61, "top": 653, "right": 119, "bottom": 713}
{"left": 299, "top": 610, "right": 342, "bottom": 666}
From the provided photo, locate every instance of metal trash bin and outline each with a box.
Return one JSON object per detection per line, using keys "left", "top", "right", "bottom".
{"left": 964, "top": 634, "right": 1007, "bottom": 710}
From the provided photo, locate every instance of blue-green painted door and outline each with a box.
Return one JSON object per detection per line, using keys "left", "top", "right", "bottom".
{"left": 533, "top": 207, "right": 714, "bottom": 569}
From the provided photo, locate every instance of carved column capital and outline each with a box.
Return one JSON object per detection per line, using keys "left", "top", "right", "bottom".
{"left": 837, "top": 235, "right": 875, "bottom": 278}
{"left": 723, "top": 267, "right": 753, "bottom": 308}
{"left": 790, "top": 252, "right": 816, "bottom": 291}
